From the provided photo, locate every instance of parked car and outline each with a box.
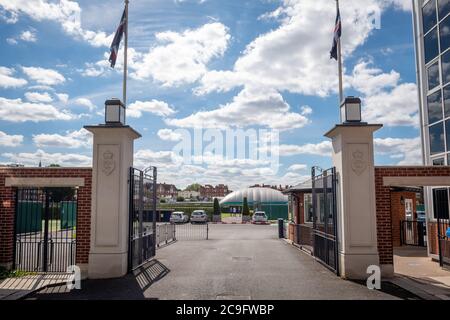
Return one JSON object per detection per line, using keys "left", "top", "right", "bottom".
{"left": 190, "top": 210, "right": 208, "bottom": 224}
{"left": 170, "top": 211, "right": 189, "bottom": 224}
{"left": 252, "top": 211, "right": 268, "bottom": 224}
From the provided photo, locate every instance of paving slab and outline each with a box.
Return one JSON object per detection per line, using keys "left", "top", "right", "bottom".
{"left": 0, "top": 274, "right": 71, "bottom": 300}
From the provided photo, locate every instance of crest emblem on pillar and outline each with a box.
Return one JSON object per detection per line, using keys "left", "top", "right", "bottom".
{"left": 351, "top": 150, "right": 367, "bottom": 176}
{"left": 102, "top": 150, "right": 116, "bottom": 176}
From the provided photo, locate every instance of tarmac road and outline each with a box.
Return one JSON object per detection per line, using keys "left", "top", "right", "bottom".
{"left": 29, "top": 224, "right": 403, "bottom": 300}
{"left": 143, "top": 224, "right": 396, "bottom": 300}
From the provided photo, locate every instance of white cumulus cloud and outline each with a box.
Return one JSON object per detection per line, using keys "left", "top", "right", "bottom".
{"left": 33, "top": 128, "right": 92, "bottom": 149}
{"left": 19, "top": 29, "right": 37, "bottom": 42}
{"left": 74, "top": 98, "right": 96, "bottom": 111}
{"left": 131, "top": 22, "right": 231, "bottom": 87}
{"left": 56, "top": 93, "right": 69, "bottom": 104}
{"left": 0, "top": 97, "right": 74, "bottom": 122}
{"left": 0, "top": 0, "right": 113, "bottom": 47}
{"left": 157, "top": 129, "right": 183, "bottom": 142}
{"left": 0, "top": 131, "right": 23, "bottom": 147}
{"left": 25, "top": 91, "right": 53, "bottom": 103}
{"left": 2, "top": 149, "right": 92, "bottom": 167}
{"left": 196, "top": 0, "right": 406, "bottom": 97}
{"left": 166, "top": 87, "right": 311, "bottom": 131}
{"left": 374, "top": 137, "right": 423, "bottom": 165}
{"left": 127, "top": 100, "right": 176, "bottom": 118}
{"left": 22, "top": 66, "right": 65, "bottom": 86}
{"left": 0, "top": 66, "right": 27, "bottom": 88}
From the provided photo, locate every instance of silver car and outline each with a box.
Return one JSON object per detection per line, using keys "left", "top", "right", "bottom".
{"left": 170, "top": 211, "right": 189, "bottom": 224}
{"left": 252, "top": 211, "right": 268, "bottom": 224}
{"left": 190, "top": 210, "right": 208, "bottom": 224}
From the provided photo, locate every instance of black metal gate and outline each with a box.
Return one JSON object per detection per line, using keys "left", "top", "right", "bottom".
{"left": 400, "top": 220, "right": 427, "bottom": 247}
{"left": 129, "top": 167, "right": 157, "bottom": 271}
{"left": 311, "top": 167, "right": 339, "bottom": 275}
{"left": 434, "top": 188, "right": 450, "bottom": 267}
{"left": 13, "top": 188, "right": 77, "bottom": 272}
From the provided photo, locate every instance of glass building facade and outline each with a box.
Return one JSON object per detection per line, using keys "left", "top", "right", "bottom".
{"left": 413, "top": 0, "right": 450, "bottom": 226}
{"left": 419, "top": 0, "right": 450, "bottom": 164}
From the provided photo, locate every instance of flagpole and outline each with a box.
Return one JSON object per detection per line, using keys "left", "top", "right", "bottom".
{"left": 123, "top": 0, "right": 129, "bottom": 108}
{"left": 336, "top": 0, "right": 344, "bottom": 105}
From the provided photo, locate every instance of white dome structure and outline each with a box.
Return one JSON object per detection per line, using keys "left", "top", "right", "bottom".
{"left": 220, "top": 187, "right": 288, "bottom": 205}
{"left": 220, "top": 187, "right": 288, "bottom": 220}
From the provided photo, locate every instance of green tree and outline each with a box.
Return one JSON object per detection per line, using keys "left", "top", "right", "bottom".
{"left": 48, "top": 164, "right": 61, "bottom": 167}
{"left": 242, "top": 197, "right": 250, "bottom": 216}
{"left": 177, "top": 196, "right": 185, "bottom": 202}
{"left": 213, "top": 198, "right": 221, "bottom": 216}
{"left": 185, "top": 183, "right": 201, "bottom": 192}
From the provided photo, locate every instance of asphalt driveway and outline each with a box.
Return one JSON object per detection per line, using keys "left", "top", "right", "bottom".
{"left": 29, "top": 224, "right": 401, "bottom": 300}
{"left": 142, "top": 224, "right": 395, "bottom": 300}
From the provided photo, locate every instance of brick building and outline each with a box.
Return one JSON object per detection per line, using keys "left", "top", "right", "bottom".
{"left": 199, "top": 184, "right": 231, "bottom": 199}
{"left": 0, "top": 167, "right": 92, "bottom": 270}
{"left": 284, "top": 166, "right": 450, "bottom": 273}
{"left": 283, "top": 180, "right": 313, "bottom": 252}
{"left": 156, "top": 183, "right": 178, "bottom": 199}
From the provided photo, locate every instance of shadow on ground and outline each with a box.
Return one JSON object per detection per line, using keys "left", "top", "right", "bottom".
{"left": 26, "top": 259, "right": 170, "bottom": 300}
{"left": 351, "top": 280, "right": 423, "bottom": 300}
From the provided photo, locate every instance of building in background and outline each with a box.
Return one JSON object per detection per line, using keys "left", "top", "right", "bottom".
{"left": 177, "top": 190, "right": 200, "bottom": 200}
{"left": 249, "top": 184, "right": 291, "bottom": 192}
{"left": 412, "top": 0, "right": 450, "bottom": 262}
{"left": 156, "top": 183, "right": 179, "bottom": 199}
{"left": 199, "top": 184, "right": 231, "bottom": 199}
{"left": 219, "top": 187, "right": 288, "bottom": 220}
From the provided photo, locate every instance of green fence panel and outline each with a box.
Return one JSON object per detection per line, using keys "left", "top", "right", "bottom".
{"left": 61, "top": 201, "right": 77, "bottom": 229}
{"left": 261, "top": 204, "right": 288, "bottom": 220}
{"left": 16, "top": 201, "right": 43, "bottom": 233}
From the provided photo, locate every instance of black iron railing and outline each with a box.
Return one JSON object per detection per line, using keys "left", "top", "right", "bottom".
{"left": 400, "top": 220, "right": 427, "bottom": 247}
{"left": 13, "top": 188, "right": 77, "bottom": 273}
{"left": 129, "top": 167, "right": 157, "bottom": 272}
{"left": 311, "top": 167, "right": 339, "bottom": 275}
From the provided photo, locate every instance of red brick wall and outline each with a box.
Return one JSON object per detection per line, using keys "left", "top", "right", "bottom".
{"left": 375, "top": 166, "right": 450, "bottom": 266}
{"left": 428, "top": 222, "right": 439, "bottom": 255}
{"left": 0, "top": 168, "right": 92, "bottom": 267}
{"left": 390, "top": 191, "right": 417, "bottom": 247}
{"left": 428, "top": 222, "right": 450, "bottom": 258}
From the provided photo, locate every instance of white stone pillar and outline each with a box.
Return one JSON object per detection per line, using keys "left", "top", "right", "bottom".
{"left": 325, "top": 124, "right": 382, "bottom": 280}
{"left": 84, "top": 125, "right": 141, "bottom": 279}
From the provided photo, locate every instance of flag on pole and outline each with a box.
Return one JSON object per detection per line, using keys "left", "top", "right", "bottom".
{"left": 109, "top": 9, "right": 127, "bottom": 68}
{"left": 330, "top": 6, "right": 342, "bottom": 60}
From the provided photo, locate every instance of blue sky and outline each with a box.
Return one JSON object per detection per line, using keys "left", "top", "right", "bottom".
{"left": 0, "top": 0, "right": 421, "bottom": 189}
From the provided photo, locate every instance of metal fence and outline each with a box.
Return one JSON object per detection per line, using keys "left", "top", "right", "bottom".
{"left": 400, "top": 220, "right": 427, "bottom": 247}
{"left": 437, "top": 220, "right": 450, "bottom": 266}
{"left": 294, "top": 224, "right": 313, "bottom": 248}
{"left": 156, "top": 223, "right": 176, "bottom": 247}
{"left": 171, "top": 223, "right": 209, "bottom": 241}
{"left": 433, "top": 188, "right": 450, "bottom": 267}
{"left": 129, "top": 167, "right": 157, "bottom": 272}
{"left": 312, "top": 167, "right": 339, "bottom": 275}
{"left": 13, "top": 188, "right": 77, "bottom": 273}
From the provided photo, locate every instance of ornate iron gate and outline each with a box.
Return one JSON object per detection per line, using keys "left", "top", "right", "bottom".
{"left": 311, "top": 167, "right": 339, "bottom": 275}
{"left": 13, "top": 188, "right": 77, "bottom": 272}
{"left": 128, "top": 167, "right": 157, "bottom": 271}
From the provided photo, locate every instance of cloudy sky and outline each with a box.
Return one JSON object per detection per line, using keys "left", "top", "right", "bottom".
{"left": 0, "top": 0, "right": 421, "bottom": 190}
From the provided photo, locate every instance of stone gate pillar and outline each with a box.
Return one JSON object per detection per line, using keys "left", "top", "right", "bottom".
{"left": 325, "top": 123, "right": 382, "bottom": 280}
{"left": 84, "top": 99, "right": 141, "bottom": 279}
